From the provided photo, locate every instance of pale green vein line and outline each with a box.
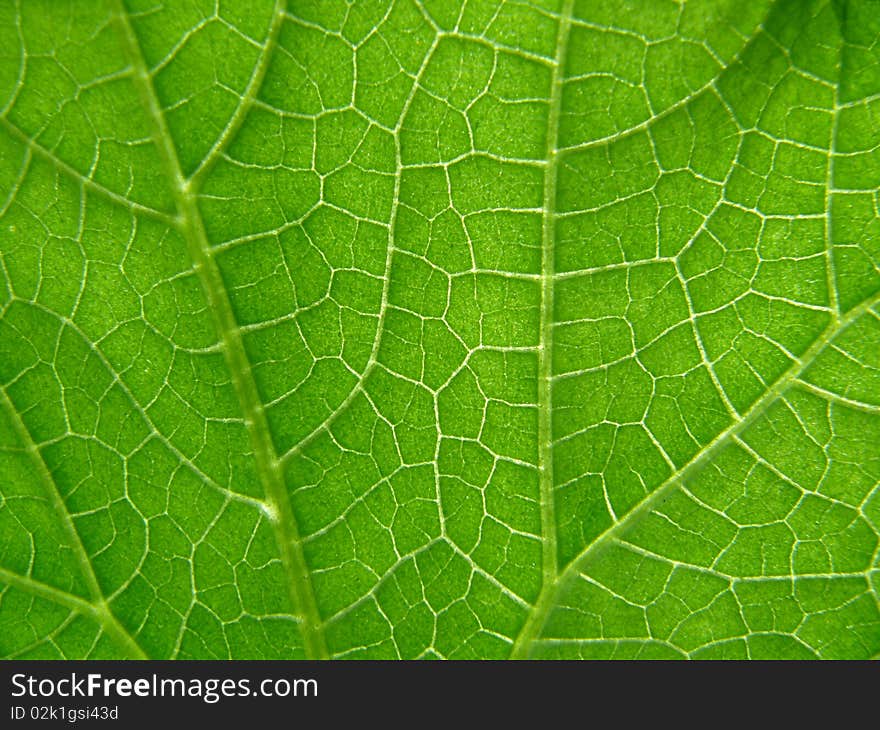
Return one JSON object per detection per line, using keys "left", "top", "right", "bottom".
{"left": 825, "top": 81, "right": 841, "bottom": 318}
{"left": 510, "top": 0, "right": 574, "bottom": 660}
{"left": 0, "top": 388, "right": 102, "bottom": 602}
{"left": 514, "top": 286, "right": 880, "bottom": 657}
{"left": 795, "top": 379, "right": 880, "bottom": 414}
{"left": 20, "top": 300, "right": 269, "bottom": 515}
{"left": 0, "top": 568, "right": 146, "bottom": 659}
{"left": 0, "top": 388, "right": 147, "bottom": 659}
{"left": 623, "top": 536, "right": 873, "bottom": 583}
{"left": 321, "top": 539, "right": 444, "bottom": 628}
{"left": 108, "top": 0, "right": 327, "bottom": 659}
{"left": 189, "top": 0, "right": 287, "bottom": 188}
{"left": 556, "top": 43, "right": 745, "bottom": 156}
{"left": 0, "top": 115, "right": 178, "bottom": 226}
{"left": 280, "top": 32, "right": 441, "bottom": 468}
{"left": 0, "top": 146, "right": 29, "bottom": 218}
{"left": 530, "top": 637, "right": 688, "bottom": 657}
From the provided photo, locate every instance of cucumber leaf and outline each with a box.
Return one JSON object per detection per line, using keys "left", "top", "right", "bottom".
{"left": 0, "top": 0, "right": 878, "bottom": 659}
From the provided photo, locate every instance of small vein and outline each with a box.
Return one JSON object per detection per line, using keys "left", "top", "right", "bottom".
{"left": 279, "top": 32, "right": 443, "bottom": 467}
{"left": 189, "top": 0, "right": 288, "bottom": 187}
{"left": 515, "top": 285, "right": 880, "bottom": 654}
{"left": 0, "top": 115, "right": 178, "bottom": 226}
{"left": 0, "top": 567, "right": 146, "bottom": 659}
{"left": 510, "top": 0, "right": 574, "bottom": 659}
{"left": 795, "top": 379, "right": 880, "bottom": 414}
{"left": 108, "top": 0, "right": 327, "bottom": 659}
{"left": 0, "top": 387, "right": 146, "bottom": 658}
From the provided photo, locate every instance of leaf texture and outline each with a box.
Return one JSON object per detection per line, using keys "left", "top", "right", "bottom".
{"left": 0, "top": 0, "right": 878, "bottom": 660}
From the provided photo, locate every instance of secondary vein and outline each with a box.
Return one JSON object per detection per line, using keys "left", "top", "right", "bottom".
{"left": 189, "top": 0, "right": 288, "bottom": 188}
{"left": 0, "top": 389, "right": 146, "bottom": 659}
{"left": 518, "top": 286, "right": 880, "bottom": 654}
{"left": 510, "top": 0, "right": 575, "bottom": 660}
{"left": 108, "top": 0, "right": 327, "bottom": 659}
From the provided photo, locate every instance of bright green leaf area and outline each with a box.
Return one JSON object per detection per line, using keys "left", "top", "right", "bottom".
{"left": 0, "top": 0, "right": 879, "bottom": 660}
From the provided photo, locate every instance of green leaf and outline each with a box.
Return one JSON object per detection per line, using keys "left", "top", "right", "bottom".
{"left": 0, "top": 0, "right": 878, "bottom": 660}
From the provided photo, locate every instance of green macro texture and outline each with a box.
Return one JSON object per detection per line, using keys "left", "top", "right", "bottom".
{"left": 0, "top": 0, "right": 878, "bottom": 661}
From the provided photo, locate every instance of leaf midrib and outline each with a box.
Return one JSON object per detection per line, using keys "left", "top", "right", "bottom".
{"left": 108, "top": 0, "right": 327, "bottom": 659}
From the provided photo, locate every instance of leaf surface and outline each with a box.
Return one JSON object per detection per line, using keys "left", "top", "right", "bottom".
{"left": 0, "top": 0, "right": 878, "bottom": 660}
